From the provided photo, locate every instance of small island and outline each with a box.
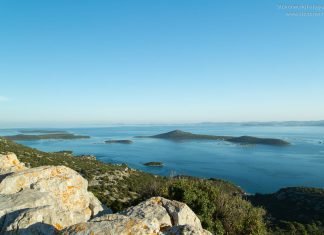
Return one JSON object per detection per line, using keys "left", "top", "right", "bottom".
{"left": 143, "top": 162, "right": 164, "bottom": 167}
{"left": 136, "top": 130, "right": 290, "bottom": 146}
{"left": 3, "top": 133, "right": 90, "bottom": 141}
{"left": 105, "top": 140, "right": 133, "bottom": 144}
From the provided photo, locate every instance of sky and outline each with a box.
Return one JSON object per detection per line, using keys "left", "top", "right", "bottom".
{"left": 1, "top": 0, "right": 324, "bottom": 127}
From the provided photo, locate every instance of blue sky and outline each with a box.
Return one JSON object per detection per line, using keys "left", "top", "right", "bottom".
{"left": 1, "top": 1, "right": 324, "bottom": 127}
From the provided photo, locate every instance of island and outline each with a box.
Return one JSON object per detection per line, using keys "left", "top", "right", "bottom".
{"left": 19, "top": 130, "right": 69, "bottom": 134}
{"left": 136, "top": 130, "right": 290, "bottom": 146}
{"left": 143, "top": 161, "right": 164, "bottom": 167}
{"left": 105, "top": 140, "right": 133, "bottom": 144}
{"left": 3, "top": 133, "right": 90, "bottom": 141}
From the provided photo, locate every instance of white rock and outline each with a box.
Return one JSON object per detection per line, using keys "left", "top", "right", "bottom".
{"left": 60, "top": 214, "right": 159, "bottom": 235}
{"left": 0, "top": 161, "right": 105, "bottom": 233}
{"left": 120, "top": 196, "right": 173, "bottom": 230}
{"left": 0, "top": 153, "right": 27, "bottom": 175}
{"left": 0, "top": 156, "right": 212, "bottom": 235}
{"left": 161, "top": 198, "right": 202, "bottom": 230}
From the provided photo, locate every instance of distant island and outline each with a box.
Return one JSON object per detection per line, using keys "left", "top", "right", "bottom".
{"left": 4, "top": 133, "right": 90, "bottom": 141}
{"left": 143, "top": 161, "right": 164, "bottom": 167}
{"left": 137, "top": 130, "right": 290, "bottom": 146}
{"left": 19, "top": 130, "right": 69, "bottom": 134}
{"left": 105, "top": 140, "right": 133, "bottom": 144}
{"left": 199, "top": 120, "right": 324, "bottom": 127}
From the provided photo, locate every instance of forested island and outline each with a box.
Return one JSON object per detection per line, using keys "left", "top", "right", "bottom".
{"left": 105, "top": 140, "right": 133, "bottom": 144}
{"left": 137, "top": 130, "right": 290, "bottom": 146}
{"left": 143, "top": 161, "right": 164, "bottom": 167}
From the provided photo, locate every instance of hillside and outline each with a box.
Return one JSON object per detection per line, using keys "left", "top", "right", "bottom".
{"left": 0, "top": 153, "right": 212, "bottom": 234}
{"left": 1, "top": 138, "right": 323, "bottom": 234}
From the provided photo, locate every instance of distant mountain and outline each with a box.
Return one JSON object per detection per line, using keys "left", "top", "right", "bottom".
{"left": 3, "top": 133, "right": 90, "bottom": 140}
{"left": 198, "top": 120, "right": 324, "bottom": 126}
{"left": 242, "top": 120, "right": 324, "bottom": 126}
{"left": 137, "top": 130, "right": 290, "bottom": 146}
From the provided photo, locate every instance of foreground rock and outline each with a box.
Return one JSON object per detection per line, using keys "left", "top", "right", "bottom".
{"left": 0, "top": 152, "right": 26, "bottom": 175}
{"left": 0, "top": 153, "right": 211, "bottom": 234}
{"left": 60, "top": 197, "right": 211, "bottom": 235}
{"left": 0, "top": 153, "right": 105, "bottom": 234}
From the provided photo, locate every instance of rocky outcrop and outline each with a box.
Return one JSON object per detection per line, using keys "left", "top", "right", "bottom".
{"left": 0, "top": 153, "right": 105, "bottom": 234}
{"left": 0, "top": 153, "right": 211, "bottom": 235}
{"left": 60, "top": 197, "right": 212, "bottom": 234}
{"left": 0, "top": 152, "right": 26, "bottom": 175}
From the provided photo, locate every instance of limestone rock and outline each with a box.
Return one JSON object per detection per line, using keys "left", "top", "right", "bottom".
{"left": 0, "top": 153, "right": 27, "bottom": 175}
{"left": 0, "top": 159, "right": 105, "bottom": 234}
{"left": 0, "top": 155, "right": 211, "bottom": 235}
{"left": 161, "top": 198, "right": 202, "bottom": 229}
{"left": 60, "top": 214, "right": 160, "bottom": 235}
{"left": 119, "top": 196, "right": 173, "bottom": 230}
{"left": 88, "top": 191, "right": 109, "bottom": 217}
{"left": 0, "top": 189, "right": 52, "bottom": 219}
{"left": 61, "top": 197, "right": 212, "bottom": 235}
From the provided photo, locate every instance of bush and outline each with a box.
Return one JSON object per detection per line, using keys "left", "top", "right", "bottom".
{"left": 161, "top": 179, "right": 267, "bottom": 235}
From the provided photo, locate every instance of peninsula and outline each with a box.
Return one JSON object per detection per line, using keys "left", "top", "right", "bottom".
{"left": 137, "top": 130, "right": 290, "bottom": 146}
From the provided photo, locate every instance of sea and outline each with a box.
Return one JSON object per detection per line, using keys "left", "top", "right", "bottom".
{"left": 1, "top": 124, "right": 324, "bottom": 194}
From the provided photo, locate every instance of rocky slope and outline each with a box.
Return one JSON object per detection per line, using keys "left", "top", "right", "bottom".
{"left": 0, "top": 153, "right": 211, "bottom": 234}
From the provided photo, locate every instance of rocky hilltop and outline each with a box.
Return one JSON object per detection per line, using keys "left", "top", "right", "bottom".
{"left": 0, "top": 153, "right": 211, "bottom": 234}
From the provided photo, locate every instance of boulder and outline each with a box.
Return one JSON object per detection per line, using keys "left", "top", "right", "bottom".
{"left": 0, "top": 153, "right": 27, "bottom": 175}
{"left": 60, "top": 214, "right": 160, "bottom": 235}
{"left": 60, "top": 197, "right": 212, "bottom": 235}
{"left": 119, "top": 196, "right": 172, "bottom": 230}
{"left": 0, "top": 156, "right": 105, "bottom": 234}
{"left": 161, "top": 198, "right": 202, "bottom": 229}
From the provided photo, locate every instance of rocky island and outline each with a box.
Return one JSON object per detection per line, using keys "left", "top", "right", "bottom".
{"left": 105, "top": 140, "right": 133, "bottom": 144}
{"left": 137, "top": 130, "right": 290, "bottom": 146}
{"left": 143, "top": 161, "right": 164, "bottom": 167}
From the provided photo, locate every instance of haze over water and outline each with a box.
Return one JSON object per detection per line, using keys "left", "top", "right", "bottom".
{"left": 1, "top": 123, "right": 324, "bottom": 194}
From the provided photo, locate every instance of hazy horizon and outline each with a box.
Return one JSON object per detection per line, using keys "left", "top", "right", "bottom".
{"left": 1, "top": 119, "right": 324, "bottom": 129}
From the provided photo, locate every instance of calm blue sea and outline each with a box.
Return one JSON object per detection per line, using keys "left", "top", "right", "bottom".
{"left": 1, "top": 124, "right": 324, "bottom": 194}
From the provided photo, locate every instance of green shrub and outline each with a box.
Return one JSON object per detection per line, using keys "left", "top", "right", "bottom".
{"left": 161, "top": 179, "right": 267, "bottom": 235}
